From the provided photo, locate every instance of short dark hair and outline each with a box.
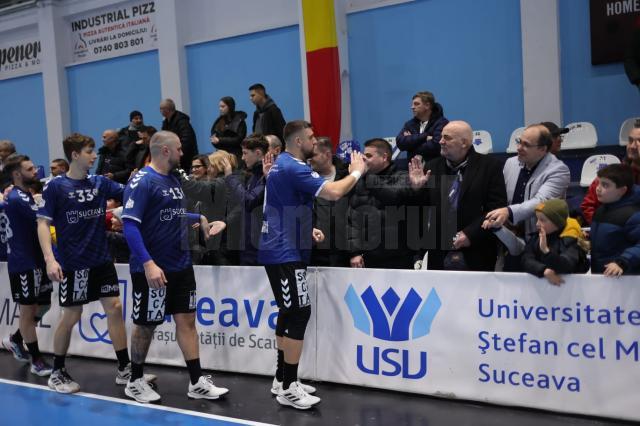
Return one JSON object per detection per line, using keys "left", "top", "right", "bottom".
{"left": 315, "top": 137, "right": 333, "bottom": 153}
{"left": 248, "top": 83, "right": 266, "bottom": 93}
{"left": 140, "top": 125, "right": 157, "bottom": 136}
{"left": 4, "top": 154, "right": 30, "bottom": 180}
{"left": 51, "top": 158, "right": 69, "bottom": 171}
{"left": 63, "top": 133, "right": 95, "bottom": 162}
{"left": 129, "top": 110, "right": 143, "bottom": 121}
{"left": 597, "top": 164, "right": 634, "bottom": 195}
{"left": 283, "top": 120, "right": 312, "bottom": 144}
{"left": 412, "top": 91, "right": 435, "bottom": 107}
{"left": 364, "top": 138, "right": 392, "bottom": 160}
{"left": 241, "top": 134, "right": 269, "bottom": 154}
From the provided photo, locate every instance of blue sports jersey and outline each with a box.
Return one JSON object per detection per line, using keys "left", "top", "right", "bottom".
{"left": 37, "top": 174, "right": 124, "bottom": 270}
{"left": 258, "top": 152, "right": 326, "bottom": 265}
{"left": 122, "top": 167, "right": 191, "bottom": 273}
{"left": 3, "top": 188, "right": 44, "bottom": 273}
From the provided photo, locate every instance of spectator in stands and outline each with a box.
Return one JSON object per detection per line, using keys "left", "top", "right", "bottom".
{"left": 42, "top": 158, "right": 69, "bottom": 184}
{"left": 105, "top": 200, "right": 129, "bottom": 264}
{"left": 540, "top": 122, "right": 569, "bottom": 155}
{"left": 224, "top": 134, "right": 269, "bottom": 265}
{"left": 118, "top": 110, "right": 144, "bottom": 151}
{"left": 96, "top": 129, "right": 130, "bottom": 184}
{"left": 484, "top": 124, "right": 570, "bottom": 243}
{"left": 125, "top": 125, "right": 155, "bottom": 174}
{"left": 309, "top": 137, "right": 350, "bottom": 267}
{"left": 210, "top": 96, "right": 247, "bottom": 163}
{"left": 190, "top": 155, "right": 211, "bottom": 182}
{"left": 521, "top": 199, "right": 589, "bottom": 285}
{"left": 581, "top": 124, "right": 640, "bottom": 224}
{"left": 408, "top": 121, "right": 507, "bottom": 271}
{"left": 396, "top": 91, "right": 448, "bottom": 162}
{"left": 266, "top": 134, "right": 283, "bottom": 158}
{"left": 590, "top": 164, "right": 640, "bottom": 276}
{"left": 249, "top": 83, "right": 286, "bottom": 142}
{"left": 160, "top": 98, "right": 198, "bottom": 171}
{"left": 0, "top": 140, "right": 17, "bottom": 190}
{"left": 348, "top": 138, "right": 416, "bottom": 269}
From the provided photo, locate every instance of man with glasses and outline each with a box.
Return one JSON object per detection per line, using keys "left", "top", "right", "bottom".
{"left": 541, "top": 122, "right": 570, "bottom": 155}
{"left": 484, "top": 124, "right": 570, "bottom": 247}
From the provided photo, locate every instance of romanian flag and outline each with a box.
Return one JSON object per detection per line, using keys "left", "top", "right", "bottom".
{"left": 301, "top": 0, "right": 342, "bottom": 150}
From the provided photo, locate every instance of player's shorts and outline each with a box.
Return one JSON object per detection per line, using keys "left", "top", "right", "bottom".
{"left": 130, "top": 266, "right": 197, "bottom": 326}
{"left": 9, "top": 268, "right": 53, "bottom": 305}
{"left": 264, "top": 262, "right": 311, "bottom": 311}
{"left": 59, "top": 262, "right": 120, "bottom": 307}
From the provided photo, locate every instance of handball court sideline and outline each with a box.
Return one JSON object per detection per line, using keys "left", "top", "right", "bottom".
{"left": 0, "top": 351, "right": 632, "bottom": 426}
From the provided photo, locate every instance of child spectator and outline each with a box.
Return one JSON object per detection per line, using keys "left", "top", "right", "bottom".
{"left": 521, "top": 199, "right": 589, "bottom": 285}
{"left": 590, "top": 164, "right": 640, "bottom": 276}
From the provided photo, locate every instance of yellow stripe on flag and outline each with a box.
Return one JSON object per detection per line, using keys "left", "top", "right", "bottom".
{"left": 302, "top": 0, "right": 338, "bottom": 52}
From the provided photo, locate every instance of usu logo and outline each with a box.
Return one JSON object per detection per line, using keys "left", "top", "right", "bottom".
{"left": 344, "top": 285, "right": 441, "bottom": 379}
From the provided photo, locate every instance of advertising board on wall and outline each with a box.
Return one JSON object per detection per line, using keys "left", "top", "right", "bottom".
{"left": 68, "top": 1, "right": 157, "bottom": 64}
{"left": 0, "top": 37, "right": 41, "bottom": 81}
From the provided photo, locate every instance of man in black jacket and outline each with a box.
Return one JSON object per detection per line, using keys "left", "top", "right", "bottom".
{"left": 348, "top": 138, "right": 419, "bottom": 269}
{"left": 396, "top": 91, "right": 449, "bottom": 162}
{"left": 309, "top": 137, "right": 350, "bottom": 267}
{"left": 408, "top": 121, "right": 507, "bottom": 271}
{"left": 96, "top": 129, "right": 130, "bottom": 184}
{"left": 249, "top": 83, "right": 286, "bottom": 142}
{"left": 118, "top": 110, "right": 144, "bottom": 151}
{"left": 160, "top": 98, "right": 198, "bottom": 171}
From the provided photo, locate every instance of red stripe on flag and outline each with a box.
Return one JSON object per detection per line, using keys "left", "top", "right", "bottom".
{"left": 306, "top": 47, "right": 341, "bottom": 151}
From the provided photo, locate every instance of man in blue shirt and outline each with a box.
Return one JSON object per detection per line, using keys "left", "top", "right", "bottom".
{"left": 259, "top": 120, "right": 366, "bottom": 410}
{"left": 122, "top": 131, "right": 228, "bottom": 403}
{"left": 37, "top": 133, "right": 143, "bottom": 394}
{"left": 1, "top": 155, "right": 53, "bottom": 376}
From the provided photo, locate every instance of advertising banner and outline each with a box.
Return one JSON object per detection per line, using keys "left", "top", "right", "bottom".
{"left": 1, "top": 263, "right": 638, "bottom": 421}
{"left": 316, "top": 267, "right": 640, "bottom": 422}
{"left": 0, "top": 38, "right": 42, "bottom": 81}
{"left": 68, "top": 1, "right": 157, "bottom": 64}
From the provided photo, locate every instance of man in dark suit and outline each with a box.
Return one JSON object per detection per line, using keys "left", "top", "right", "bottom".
{"left": 409, "top": 120, "right": 507, "bottom": 271}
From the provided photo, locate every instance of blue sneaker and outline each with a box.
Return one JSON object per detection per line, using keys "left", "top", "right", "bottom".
{"left": 2, "top": 334, "right": 30, "bottom": 363}
{"left": 30, "top": 357, "right": 53, "bottom": 377}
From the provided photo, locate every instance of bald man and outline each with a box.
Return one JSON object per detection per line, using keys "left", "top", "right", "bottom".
{"left": 96, "top": 129, "right": 131, "bottom": 184}
{"left": 408, "top": 120, "right": 507, "bottom": 271}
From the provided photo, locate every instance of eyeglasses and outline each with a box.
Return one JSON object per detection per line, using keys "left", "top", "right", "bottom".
{"left": 515, "top": 138, "right": 544, "bottom": 149}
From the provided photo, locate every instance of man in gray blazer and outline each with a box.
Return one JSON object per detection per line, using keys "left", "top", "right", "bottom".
{"left": 485, "top": 124, "right": 570, "bottom": 240}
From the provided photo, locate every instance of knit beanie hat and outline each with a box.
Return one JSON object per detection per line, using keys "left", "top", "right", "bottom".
{"left": 535, "top": 199, "right": 569, "bottom": 231}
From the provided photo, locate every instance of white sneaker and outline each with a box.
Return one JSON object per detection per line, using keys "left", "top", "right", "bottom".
{"left": 125, "top": 378, "right": 161, "bottom": 403}
{"left": 276, "top": 382, "right": 321, "bottom": 410}
{"left": 48, "top": 368, "right": 80, "bottom": 394}
{"left": 187, "top": 375, "right": 229, "bottom": 400}
{"left": 115, "top": 363, "right": 158, "bottom": 385}
{"left": 271, "top": 377, "right": 316, "bottom": 395}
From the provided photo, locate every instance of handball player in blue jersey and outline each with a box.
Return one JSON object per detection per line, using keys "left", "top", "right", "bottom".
{"left": 121, "top": 131, "right": 228, "bottom": 403}
{"left": 1, "top": 155, "right": 53, "bottom": 376}
{"left": 258, "top": 120, "right": 367, "bottom": 410}
{"left": 37, "top": 133, "right": 146, "bottom": 394}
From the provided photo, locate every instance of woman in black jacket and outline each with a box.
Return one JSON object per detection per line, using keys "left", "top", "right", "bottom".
{"left": 210, "top": 96, "right": 247, "bottom": 162}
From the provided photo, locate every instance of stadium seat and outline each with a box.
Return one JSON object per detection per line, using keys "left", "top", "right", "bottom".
{"left": 472, "top": 130, "right": 493, "bottom": 154}
{"left": 507, "top": 127, "right": 524, "bottom": 153}
{"left": 619, "top": 117, "right": 640, "bottom": 146}
{"left": 562, "top": 122, "right": 598, "bottom": 150}
{"left": 579, "top": 154, "right": 620, "bottom": 187}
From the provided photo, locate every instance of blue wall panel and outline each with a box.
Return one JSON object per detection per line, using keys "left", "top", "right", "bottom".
{"left": 187, "top": 26, "right": 304, "bottom": 154}
{"left": 347, "top": 0, "right": 524, "bottom": 152}
{"left": 67, "top": 50, "right": 162, "bottom": 151}
{"left": 560, "top": 1, "right": 638, "bottom": 146}
{"left": 0, "top": 73, "right": 48, "bottom": 167}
